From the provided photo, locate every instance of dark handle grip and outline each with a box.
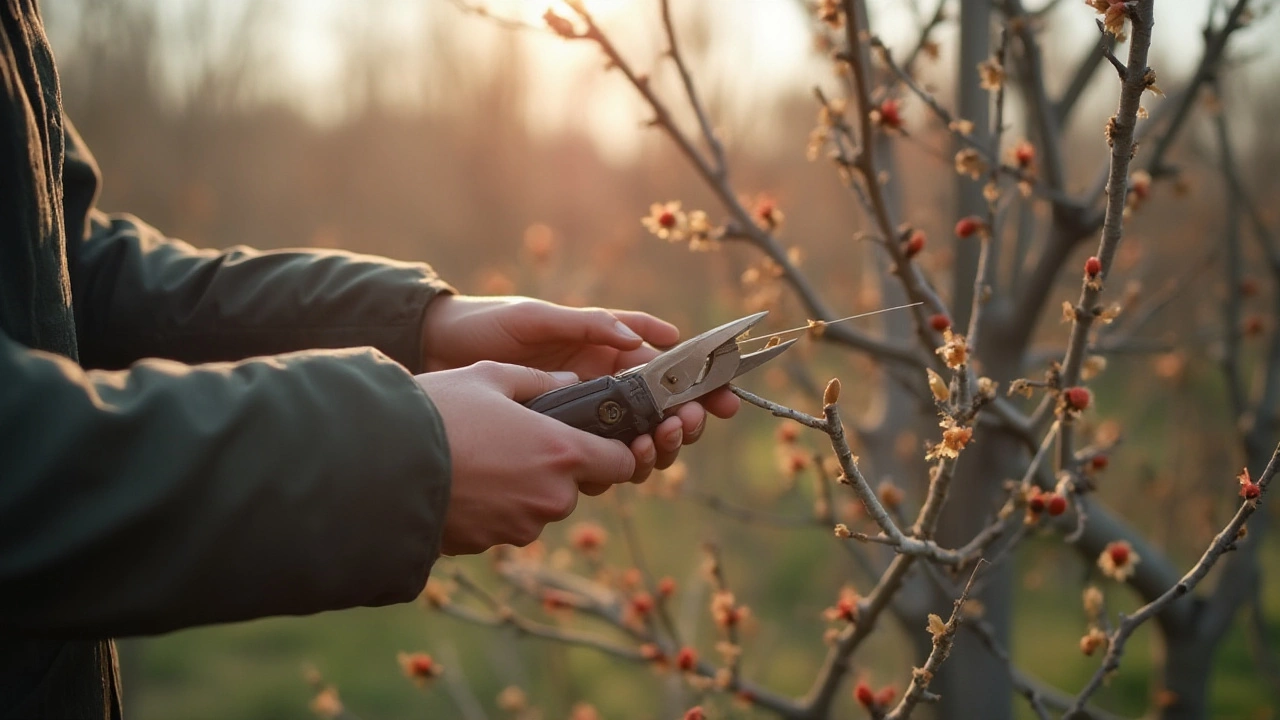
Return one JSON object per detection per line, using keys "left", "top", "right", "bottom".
{"left": 524, "top": 374, "right": 661, "bottom": 444}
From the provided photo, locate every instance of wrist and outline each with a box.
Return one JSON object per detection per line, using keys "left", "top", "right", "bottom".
{"left": 420, "top": 293, "right": 459, "bottom": 372}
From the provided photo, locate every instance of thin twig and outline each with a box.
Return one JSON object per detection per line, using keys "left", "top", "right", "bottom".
{"left": 885, "top": 561, "right": 986, "bottom": 719}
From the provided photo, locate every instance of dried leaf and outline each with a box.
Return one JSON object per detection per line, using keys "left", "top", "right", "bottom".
{"left": 927, "top": 613, "right": 947, "bottom": 640}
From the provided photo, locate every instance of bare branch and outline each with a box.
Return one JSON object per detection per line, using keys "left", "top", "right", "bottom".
{"left": 885, "top": 562, "right": 985, "bottom": 719}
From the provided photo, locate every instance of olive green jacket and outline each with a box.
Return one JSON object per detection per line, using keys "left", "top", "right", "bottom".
{"left": 1, "top": 2, "right": 455, "bottom": 717}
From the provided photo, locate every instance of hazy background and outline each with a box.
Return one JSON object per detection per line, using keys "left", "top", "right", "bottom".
{"left": 41, "top": 0, "right": 1280, "bottom": 717}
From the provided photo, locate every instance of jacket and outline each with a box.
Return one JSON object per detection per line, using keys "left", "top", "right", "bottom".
{"left": 0, "top": 1, "right": 455, "bottom": 716}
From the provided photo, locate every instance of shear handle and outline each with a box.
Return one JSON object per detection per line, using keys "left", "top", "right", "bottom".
{"left": 524, "top": 373, "right": 662, "bottom": 444}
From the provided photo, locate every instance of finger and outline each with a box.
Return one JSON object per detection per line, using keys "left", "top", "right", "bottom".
{"left": 579, "top": 482, "right": 613, "bottom": 497}
{"left": 673, "top": 403, "right": 706, "bottom": 444}
{"left": 653, "top": 416, "right": 683, "bottom": 469}
{"left": 700, "top": 387, "right": 740, "bottom": 419}
{"left": 572, "top": 433, "right": 640, "bottom": 486}
{"left": 608, "top": 310, "right": 681, "bottom": 349}
{"left": 524, "top": 304, "right": 647, "bottom": 351}
{"left": 626, "top": 434, "right": 657, "bottom": 483}
{"left": 477, "top": 361, "right": 578, "bottom": 402}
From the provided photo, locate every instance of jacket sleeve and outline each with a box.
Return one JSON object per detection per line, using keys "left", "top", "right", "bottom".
{"left": 0, "top": 330, "right": 452, "bottom": 638}
{"left": 60, "top": 120, "right": 454, "bottom": 372}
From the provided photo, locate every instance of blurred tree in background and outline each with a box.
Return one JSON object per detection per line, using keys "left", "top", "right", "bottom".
{"left": 44, "top": 0, "right": 1280, "bottom": 718}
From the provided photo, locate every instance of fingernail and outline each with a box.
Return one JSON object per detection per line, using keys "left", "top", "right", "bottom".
{"left": 614, "top": 321, "right": 641, "bottom": 341}
{"left": 550, "top": 371, "right": 579, "bottom": 384}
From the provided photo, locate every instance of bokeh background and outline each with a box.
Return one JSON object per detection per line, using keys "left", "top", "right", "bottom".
{"left": 42, "top": 0, "right": 1280, "bottom": 718}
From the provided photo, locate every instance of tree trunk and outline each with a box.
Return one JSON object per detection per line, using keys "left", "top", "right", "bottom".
{"left": 1159, "top": 634, "right": 1213, "bottom": 720}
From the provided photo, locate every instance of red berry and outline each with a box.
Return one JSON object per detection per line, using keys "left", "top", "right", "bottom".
{"left": 929, "top": 314, "right": 951, "bottom": 332}
{"left": 1108, "top": 543, "right": 1130, "bottom": 567}
{"left": 954, "top": 216, "right": 983, "bottom": 239}
{"left": 1063, "top": 386, "right": 1092, "bottom": 411}
{"left": 903, "top": 230, "right": 926, "bottom": 259}
{"left": 684, "top": 707, "right": 706, "bottom": 720}
{"left": 676, "top": 646, "right": 698, "bottom": 672}
{"left": 1085, "top": 256, "right": 1103, "bottom": 277}
{"left": 854, "top": 681, "right": 876, "bottom": 708}
{"left": 1046, "top": 494, "right": 1068, "bottom": 516}
{"left": 658, "top": 210, "right": 677, "bottom": 228}
{"left": 1243, "top": 315, "right": 1265, "bottom": 337}
{"left": 1090, "top": 454, "right": 1109, "bottom": 471}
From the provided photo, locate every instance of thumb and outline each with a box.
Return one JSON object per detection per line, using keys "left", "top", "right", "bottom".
{"left": 478, "top": 362, "right": 578, "bottom": 401}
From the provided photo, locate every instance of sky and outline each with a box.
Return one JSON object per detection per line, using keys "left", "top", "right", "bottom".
{"left": 48, "top": 0, "right": 1278, "bottom": 164}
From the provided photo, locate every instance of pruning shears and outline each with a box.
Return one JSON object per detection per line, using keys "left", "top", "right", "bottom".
{"left": 526, "top": 311, "right": 795, "bottom": 443}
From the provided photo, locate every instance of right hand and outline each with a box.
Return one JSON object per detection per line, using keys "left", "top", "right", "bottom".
{"left": 416, "top": 361, "right": 639, "bottom": 555}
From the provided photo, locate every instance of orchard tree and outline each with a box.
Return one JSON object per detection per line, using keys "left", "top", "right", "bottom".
{"left": 311, "top": 1, "right": 1279, "bottom": 718}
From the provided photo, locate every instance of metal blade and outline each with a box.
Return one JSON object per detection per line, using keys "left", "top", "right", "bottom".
{"left": 637, "top": 311, "right": 770, "bottom": 409}
{"left": 733, "top": 338, "right": 797, "bottom": 378}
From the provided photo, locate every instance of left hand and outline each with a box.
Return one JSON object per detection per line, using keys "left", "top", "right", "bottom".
{"left": 420, "top": 295, "right": 739, "bottom": 482}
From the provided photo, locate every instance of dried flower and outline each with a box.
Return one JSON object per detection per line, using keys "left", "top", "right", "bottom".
{"left": 567, "top": 525, "right": 606, "bottom": 560}
{"left": 978, "top": 57, "right": 1004, "bottom": 90}
{"left": 310, "top": 688, "right": 344, "bottom": 719}
{"left": 834, "top": 523, "right": 852, "bottom": 538}
{"left": 878, "top": 481, "right": 905, "bottom": 510}
{"left": 927, "top": 612, "right": 948, "bottom": 641}
{"left": 873, "top": 98, "right": 904, "bottom": 131}
{"left": 1080, "top": 627, "right": 1109, "bottom": 656}
{"left": 1239, "top": 467, "right": 1261, "bottom": 501}
{"left": 711, "top": 591, "right": 749, "bottom": 629}
{"left": 753, "top": 195, "right": 785, "bottom": 230}
{"left": 642, "top": 201, "right": 687, "bottom": 241}
{"left": 1098, "top": 540, "right": 1140, "bottom": 581}
{"left": 397, "top": 652, "right": 442, "bottom": 685}
{"left": 776, "top": 422, "right": 800, "bottom": 444}
{"left": 824, "top": 586, "right": 860, "bottom": 623}
{"left": 927, "top": 418, "right": 973, "bottom": 461}
{"left": 936, "top": 329, "right": 970, "bottom": 369}
{"left": 497, "top": 686, "right": 528, "bottom": 712}
{"left": 818, "top": 0, "right": 842, "bottom": 27}
{"left": 1012, "top": 139, "right": 1036, "bottom": 169}
{"left": 955, "top": 148, "right": 987, "bottom": 180}
{"left": 1082, "top": 354, "right": 1108, "bottom": 381}
{"left": 1083, "top": 586, "right": 1104, "bottom": 619}
{"left": 1088, "top": 0, "right": 1129, "bottom": 38}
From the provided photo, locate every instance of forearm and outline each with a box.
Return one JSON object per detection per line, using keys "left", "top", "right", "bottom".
{"left": 70, "top": 211, "right": 453, "bottom": 371}
{"left": 0, "top": 332, "right": 450, "bottom": 637}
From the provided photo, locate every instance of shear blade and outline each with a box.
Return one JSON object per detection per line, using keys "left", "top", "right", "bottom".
{"left": 734, "top": 338, "right": 798, "bottom": 378}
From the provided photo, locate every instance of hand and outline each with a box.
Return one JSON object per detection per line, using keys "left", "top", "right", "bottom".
{"left": 420, "top": 296, "right": 739, "bottom": 476}
{"left": 417, "top": 362, "right": 642, "bottom": 555}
